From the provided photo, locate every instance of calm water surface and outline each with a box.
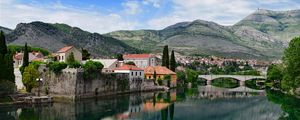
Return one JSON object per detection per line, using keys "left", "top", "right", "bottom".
{"left": 0, "top": 86, "right": 288, "bottom": 120}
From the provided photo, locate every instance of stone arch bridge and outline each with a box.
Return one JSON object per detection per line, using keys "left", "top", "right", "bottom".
{"left": 198, "top": 75, "right": 266, "bottom": 86}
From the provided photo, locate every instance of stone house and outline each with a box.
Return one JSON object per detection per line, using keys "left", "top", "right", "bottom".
{"left": 114, "top": 64, "right": 144, "bottom": 91}
{"left": 56, "top": 46, "right": 82, "bottom": 62}
{"left": 144, "top": 66, "right": 177, "bottom": 87}
{"left": 88, "top": 59, "right": 119, "bottom": 73}
{"left": 123, "top": 54, "right": 157, "bottom": 68}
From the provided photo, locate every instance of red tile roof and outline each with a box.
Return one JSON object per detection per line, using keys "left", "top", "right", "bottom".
{"left": 14, "top": 53, "right": 23, "bottom": 60}
{"left": 123, "top": 54, "right": 152, "bottom": 59}
{"left": 31, "top": 58, "right": 44, "bottom": 61}
{"left": 144, "top": 66, "right": 176, "bottom": 75}
{"left": 115, "top": 64, "right": 143, "bottom": 71}
{"left": 57, "top": 46, "right": 73, "bottom": 53}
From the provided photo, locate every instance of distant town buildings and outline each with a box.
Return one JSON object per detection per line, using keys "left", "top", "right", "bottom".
{"left": 123, "top": 54, "right": 157, "bottom": 68}
{"left": 56, "top": 46, "right": 82, "bottom": 62}
{"left": 13, "top": 51, "right": 44, "bottom": 67}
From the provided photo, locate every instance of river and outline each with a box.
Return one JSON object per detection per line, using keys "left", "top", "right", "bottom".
{"left": 1, "top": 85, "right": 299, "bottom": 120}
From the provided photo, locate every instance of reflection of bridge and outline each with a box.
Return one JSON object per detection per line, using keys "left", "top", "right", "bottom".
{"left": 196, "top": 85, "right": 265, "bottom": 98}
{"left": 198, "top": 75, "right": 266, "bottom": 86}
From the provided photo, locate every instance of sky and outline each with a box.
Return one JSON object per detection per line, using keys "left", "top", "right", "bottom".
{"left": 0, "top": 0, "right": 300, "bottom": 33}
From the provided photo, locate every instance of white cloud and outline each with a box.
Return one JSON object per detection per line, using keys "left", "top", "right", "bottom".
{"left": 143, "top": 0, "right": 161, "bottom": 8}
{"left": 122, "top": 1, "right": 142, "bottom": 15}
{"left": 0, "top": 0, "right": 137, "bottom": 33}
{"left": 147, "top": 0, "right": 300, "bottom": 29}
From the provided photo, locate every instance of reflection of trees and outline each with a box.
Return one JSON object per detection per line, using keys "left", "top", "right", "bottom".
{"left": 169, "top": 104, "right": 174, "bottom": 120}
{"left": 267, "top": 90, "right": 300, "bottom": 120}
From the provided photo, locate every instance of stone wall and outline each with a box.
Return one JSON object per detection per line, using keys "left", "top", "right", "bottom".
{"left": 38, "top": 65, "right": 130, "bottom": 100}
{"left": 38, "top": 65, "right": 164, "bottom": 100}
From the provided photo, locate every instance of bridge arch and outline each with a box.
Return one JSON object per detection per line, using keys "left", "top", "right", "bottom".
{"left": 198, "top": 75, "right": 266, "bottom": 86}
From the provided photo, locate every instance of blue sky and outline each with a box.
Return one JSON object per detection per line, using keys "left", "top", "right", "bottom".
{"left": 0, "top": 0, "right": 300, "bottom": 33}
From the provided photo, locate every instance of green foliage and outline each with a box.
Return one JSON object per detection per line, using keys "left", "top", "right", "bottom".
{"left": 266, "top": 90, "right": 300, "bottom": 120}
{"left": 157, "top": 78, "right": 163, "bottom": 86}
{"left": 176, "top": 71, "right": 186, "bottom": 85}
{"left": 68, "top": 61, "right": 81, "bottom": 68}
{"left": 48, "top": 62, "right": 68, "bottom": 74}
{"left": 30, "top": 61, "right": 45, "bottom": 69}
{"left": 267, "top": 64, "right": 283, "bottom": 86}
{"left": 115, "top": 54, "right": 124, "bottom": 61}
{"left": 153, "top": 70, "right": 157, "bottom": 79}
{"left": 245, "top": 79, "right": 265, "bottom": 90}
{"left": 0, "top": 80, "right": 15, "bottom": 96}
{"left": 81, "top": 48, "right": 91, "bottom": 60}
{"left": 0, "top": 53, "right": 15, "bottom": 83}
{"left": 0, "top": 31, "right": 7, "bottom": 55}
{"left": 170, "top": 50, "right": 176, "bottom": 71}
{"left": 282, "top": 36, "right": 300, "bottom": 92}
{"left": 125, "top": 61, "right": 135, "bottom": 66}
{"left": 66, "top": 52, "right": 81, "bottom": 68}
{"left": 162, "top": 45, "right": 169, "bottom": 68}
{"left": 82, "top": 61, "right": 104, "bottom": 80}
{"left": 66, "top": 52, "right": 75, "bottom": 64}
{"left": 22, "top": 64, "right": 39, "bottom": 92}
{"left": 165, "top": 75, "right": 171, "bottom": 87}
{"left": 8, "top": 45, "right": 50, "bottom": 56}
{"left": 186, "top": 69, "right": 198, "bottom": 84}
{"left": 211, "top": 78, "right": 239, "bottom": 88}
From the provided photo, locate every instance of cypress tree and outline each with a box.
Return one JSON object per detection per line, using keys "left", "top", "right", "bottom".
{"left": 170, "top": 50, "right": 176, "bottom": 71}
{"left": 22, "top": 43, "right": 29, "bottom": 67}
{"left": 0, "top": 31, "right": 7, "bottom": 55}
{"left": 153, "top": 70, "right": 157, "bottom": 80}
{"left": 162, "top": 45, "right": 169, "bottom": 68}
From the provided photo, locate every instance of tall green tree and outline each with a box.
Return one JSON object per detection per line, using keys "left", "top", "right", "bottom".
{"left": 22, "top": 64, "right": 39, "bottom": 92}
{"left": 282, "top": 37, "right": 300, "bottom": 92}
{"left": 170, "top": 50, "right": 176, "bottom": 71}
{"left": 0, "top": 31, "right": 7, "bottom": 55}
{"left": 0, "top": 32, "right": 15, "bottom": 95}
{"left": 162, "top": 45, "right": 169, "bottom": 68}
{"left": 81, "top": 48, "right": 90, "bottom": 60}
{"left": 20, "top": 43, "right": 29, "bottom": 74}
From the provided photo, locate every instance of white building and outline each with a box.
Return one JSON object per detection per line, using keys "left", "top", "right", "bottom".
{"left": 114, "top": 64, "right": 144, "bottom": 90}
{"left": 123, "top": 54, "right": 157, "bottom": 68}
{"left": 89, "top": 59, "right": 119, "bottom": 73}
{"left": 56, "top": 46, "right": 82, "bottom": 62}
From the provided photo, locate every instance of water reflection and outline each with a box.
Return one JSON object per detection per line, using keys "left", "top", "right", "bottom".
{"left": 0, "top": 87, "right": 285, "bottom": 120}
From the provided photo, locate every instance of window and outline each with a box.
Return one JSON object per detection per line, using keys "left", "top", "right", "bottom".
{"left": 139, "top": 72, "right": 141, "bottom": 76}
{"left": 62, "top": 56, "right": 64, "bottom": 60}
{"left": 58, "top": 56, "right": 60, "bottom": 60}
{"left": 135, "top": 72, "right": 137, "bottom": 76}
{"left": 131, "top": 72, "right": 133, "bottom": 76}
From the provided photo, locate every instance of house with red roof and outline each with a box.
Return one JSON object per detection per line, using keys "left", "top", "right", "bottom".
{"left": 123, "top": 54, "right": 157, "bottom": 68}
{"left": 56, "top": 46, "right": 82, "bottom": 62}
{"left": 114, "top": 64, "right": 144, "bottom": 90}
{"left": 13, "top": 51, "right": 45, "bottom": 67}
{"left": 144, "top": 66, "right": 177, "bottom": 87}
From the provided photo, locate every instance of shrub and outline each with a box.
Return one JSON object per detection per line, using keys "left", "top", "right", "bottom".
{"left": 68, "top": 61, "right": 81, "bottom": 68}
{"left": 48, "top": 62, "right": 67, "bottom": 74}
{"left": 82, "top": 61, "right": 103, "bottom": 80}
{"left": 0, "top": 80, "right": 16, "bottom": 96}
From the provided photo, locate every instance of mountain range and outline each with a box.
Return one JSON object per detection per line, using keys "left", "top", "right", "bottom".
{"left": 106, "top": 9, "right": 300, "bottom": 60}
{"left": 1, "top": 9, "right": 299, "bottom": 60}
{"left": 2, "top": 22, "right": 139, "bottom": 57}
